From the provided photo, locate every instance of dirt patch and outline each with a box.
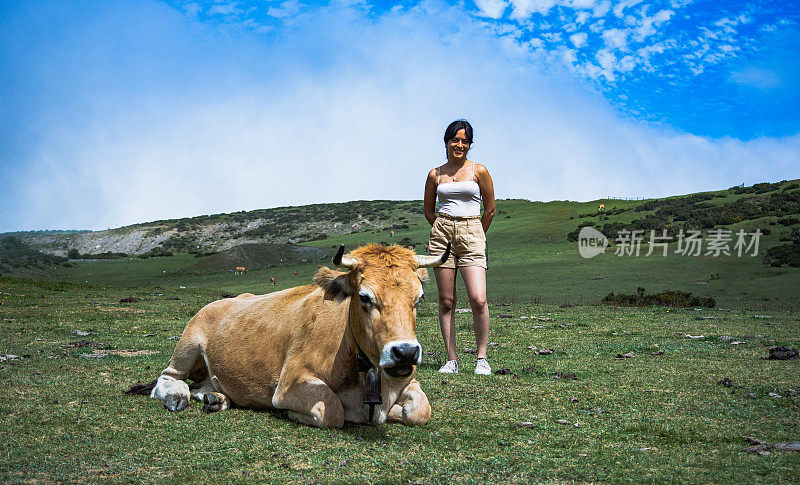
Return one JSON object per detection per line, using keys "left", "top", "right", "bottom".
{"left": 81, "top": 349, "right": 159, "bottom": 358}
{"left": 64, "top": 340, "right": 104, "bottom": 348}
{"left": 95, "top": 306, "right": 147, "bottom": 313}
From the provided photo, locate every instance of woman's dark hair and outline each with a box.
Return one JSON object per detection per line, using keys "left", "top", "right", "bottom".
{"left": 443, "top": 119, "right": 473, "bottom": 145}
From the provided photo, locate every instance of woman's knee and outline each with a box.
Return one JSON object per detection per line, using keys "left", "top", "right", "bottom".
{"left": 438, "top": 296, "right": 456, "bottom": 313}
{"left": 468, "top": 295, "right": 487, "bottom": 310}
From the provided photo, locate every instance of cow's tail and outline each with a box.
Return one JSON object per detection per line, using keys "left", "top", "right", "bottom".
{"left": 125, "top": 379, "right": 158, "bottom": 396}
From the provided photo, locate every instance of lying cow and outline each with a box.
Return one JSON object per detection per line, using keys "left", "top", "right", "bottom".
{"left": 129, "top": 243, "right": 449, "bottom": 428}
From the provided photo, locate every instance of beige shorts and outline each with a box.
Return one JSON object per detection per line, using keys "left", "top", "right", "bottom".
{"left": 428, "top": 213, "right": 487, "bottom": 269}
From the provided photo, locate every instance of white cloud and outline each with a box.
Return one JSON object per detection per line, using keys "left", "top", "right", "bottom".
{"left": 542, "top": 31, "right": 563, "bottom": 43}
{"left": 634, "top": 9, "right": 674, "bottom": 41}
{"left": 565, "top": 0, "right": 597, "bottom": 8}
{"left": 595, "top": 47, "right": 617, "bottom": 80}
{"left": 602, "top": 27, "right": 628, "bottom": 50}
{"left": 475, "top": 0, "right": 508, "bottom": 19}
{"left": 509, "top": 0, "right": 558, "bottom": 19}
{"left": 612, "top": 0, "right": 643, "bottom": 18}
{"left": 618, "top": 54, "right": 635, "bottom": 71}
{"left": 570, "top": 31, "right": 588, "bottom": 47}
{"left": 575, "top": 11, "right": 591, "bottom": 23}
{"left": 208, "top": 1, "right": 242, "bottom": 16}
{"left": 561, "top": 47, "right": 579, "bottom": 64}
{"left": 592, "top": 0, "right": 611, "bottom": 17}
{"left": 267, "top": 0, "right": 303, "bottom": 18}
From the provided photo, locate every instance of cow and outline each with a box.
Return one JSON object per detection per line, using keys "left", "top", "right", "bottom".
{"left": 598, "top": 204, "right": 605, "bottom": 212}
{"left": 131, "top": 243, "right": 450, "bottom": 428}
{"left": 234, "top": 266, "right": 247, "bottom": 275}
{"left": 269, "top": 277, "right": 276, "bottom": 286}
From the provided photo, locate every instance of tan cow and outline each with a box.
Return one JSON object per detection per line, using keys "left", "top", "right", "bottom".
{"left": 137, "top": 243, "right": 450, "bottom": 428}
{"left": 234, "top": 266, "right": 247, "bottom": 275}
{"left": 269, "top": 277, "right": 276, "bottom": 286}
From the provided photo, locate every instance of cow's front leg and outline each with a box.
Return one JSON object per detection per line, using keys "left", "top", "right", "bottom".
{"left": 272, "top": 375, "right": 344, "bottom": 428}
{"left": 387, "top": 379, "right": 430, "bottom": 426}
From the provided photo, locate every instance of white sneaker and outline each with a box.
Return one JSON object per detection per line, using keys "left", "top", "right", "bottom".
{"left": 438, "top": 360, "right": 459, "bottom": 374}
{"left": 474, "top": 358, "right": 491, "bottom": 375}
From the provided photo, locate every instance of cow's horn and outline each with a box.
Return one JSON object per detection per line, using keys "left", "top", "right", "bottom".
{"left": 332, "top": 244, "right": 358, "bottom": 269}
{"left": 415, "top": 241, "right": 451, "bottom": 268}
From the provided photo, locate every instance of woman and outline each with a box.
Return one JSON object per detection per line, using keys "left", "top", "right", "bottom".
{"left": 424, "top": 120, "right": 495, "bottom": 375}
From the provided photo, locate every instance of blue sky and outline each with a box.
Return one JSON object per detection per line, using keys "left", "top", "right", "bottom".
{"left": 1, "top": 0, "right": 799, "bottom": 232}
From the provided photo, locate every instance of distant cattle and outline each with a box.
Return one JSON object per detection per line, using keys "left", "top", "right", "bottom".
{"left": 269, "top": 277, "right": 276, "bottom": 286}
{"left": 234, "top": 267, "right": 247, "bottom": 275}
{"left": 294, "top": 271, "right": 299, "bottom": 276}
{"left": 598, "top": 204, "right": 605, "bottom": 211}
{"left": 134, "top": 243, "right": 450, "bottom": 427}
{"left": 390, "top": 230, "right": 395, "bottom": 237}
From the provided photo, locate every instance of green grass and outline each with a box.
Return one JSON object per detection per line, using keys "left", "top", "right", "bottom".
{"left": 2, "top": 184, "right": 799, "bottom": 482}
{"left": 1, "top": 277, "right": 798, "bottom": 483}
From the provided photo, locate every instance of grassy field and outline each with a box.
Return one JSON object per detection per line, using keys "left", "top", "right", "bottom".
{"left": 2, "top": 186, "right": 799, "bottom": 482}
{"left": 1, "top": 276, "right": 798, "bottom": 483}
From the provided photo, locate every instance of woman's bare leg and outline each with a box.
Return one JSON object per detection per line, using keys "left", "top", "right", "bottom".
{"left": 460, "top": 266, "right": 489, "bottom": 360}
{"left": 434, "top": 267, "right": 458, "bottom": 361}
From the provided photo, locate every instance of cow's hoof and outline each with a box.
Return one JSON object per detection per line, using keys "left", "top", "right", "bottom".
{"left": 202, "top": 392, "right": 225, "bottom": 413}
{"left": 164, "top": 394, "right": 188, "bottom": 412}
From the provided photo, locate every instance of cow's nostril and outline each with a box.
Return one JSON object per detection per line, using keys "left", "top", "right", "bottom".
{"left": 391, "top": 346, "right": 402, "bottom": 360}
{"left": 391, "top": 343, "right": 421, "bottom": 364}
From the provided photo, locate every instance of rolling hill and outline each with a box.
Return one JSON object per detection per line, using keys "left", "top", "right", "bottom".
{"left": 2, "top": 179, "right": 799, "bottom": 309}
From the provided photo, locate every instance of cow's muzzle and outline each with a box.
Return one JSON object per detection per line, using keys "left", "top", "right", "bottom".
{"left": 380, "top": 340, "right": 422, "bottom": 378}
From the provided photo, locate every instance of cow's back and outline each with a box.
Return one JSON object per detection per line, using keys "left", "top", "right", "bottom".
{"left": 198, "top": 285, "right": 349, "bottom": 408}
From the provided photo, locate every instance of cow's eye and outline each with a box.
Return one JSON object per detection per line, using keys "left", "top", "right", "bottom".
{"left": 359, "top": 293, "right": 373, "bottom": 307}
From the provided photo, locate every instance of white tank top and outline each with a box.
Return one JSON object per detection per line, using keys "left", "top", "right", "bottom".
{"left": 436, "top": 163, "right": 482, "bottom": 217}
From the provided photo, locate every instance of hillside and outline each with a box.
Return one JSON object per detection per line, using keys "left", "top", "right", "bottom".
{"left": 2, "top": 179, "right": 799, "bottom": 309}
{"left": 6, "top": 181, "right": 800, "bottom": 263}
{"left": 6, "top": 200, "right": 419, "bottom": 257}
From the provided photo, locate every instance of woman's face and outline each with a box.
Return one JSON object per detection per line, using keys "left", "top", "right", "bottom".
{"left": 446, "top": 128, "right": 471, "bottom": 161}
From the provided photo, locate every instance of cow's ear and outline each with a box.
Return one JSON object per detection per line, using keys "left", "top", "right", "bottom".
{"left": 415, "top": 267, "right": 429, "bottom": 284}
{"left": 314, "top": 267, "right": 354, "bottom": 299}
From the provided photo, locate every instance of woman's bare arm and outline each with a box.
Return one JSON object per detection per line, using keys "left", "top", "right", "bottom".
{"left": 423, "top": 168, "right": 438, "bottom": 226}
{"left": 476, "top": 164, "right": 495, "bottom": 233}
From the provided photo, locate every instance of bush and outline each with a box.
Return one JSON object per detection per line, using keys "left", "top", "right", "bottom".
{"left": 763, "top": 241, "right": 800, "bottom": 268}
{"left": 602, "top": 288, "right": 715, "bottom": 308}
{"left": 138, "top": 250, "right": 173, "bottom": 259}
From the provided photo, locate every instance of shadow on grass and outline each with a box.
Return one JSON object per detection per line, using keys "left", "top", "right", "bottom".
{"left": 340, "top": 422, "right": 390, "bottom": 441}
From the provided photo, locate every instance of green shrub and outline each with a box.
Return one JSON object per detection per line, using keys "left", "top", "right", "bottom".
{"left": 602, "top": 288, "right": 715, "bottom": 308}
{"left": 763, "top": 241, "right": 800, "bottom": 268}
{"left": 777, "top": 217, "right": 799, "bottom": 226}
